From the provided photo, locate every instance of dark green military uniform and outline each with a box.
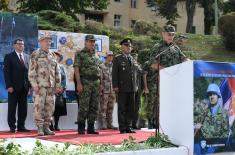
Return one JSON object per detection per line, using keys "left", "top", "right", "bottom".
{"left": 112, "top": 53, "right": 135, "bottom": 133}
{"left": 73, "top": 47, "right": 101, "bottom": 130}
{"left": 112, "top": 38, "right": 136, "bottom": 133}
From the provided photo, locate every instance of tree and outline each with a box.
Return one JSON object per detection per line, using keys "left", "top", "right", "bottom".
{"left": 185, "top": 0, "right": 196, "bottom": 33}
{"left": 146, "top": 0, "right": 197, "bottom": 33}
{"left": 218, "top": 12, "right": 235, "bottom": 50}
{"left": 37, "top": 10, "right": 82, "bottom": 32}
{"left": 197, "top": 0, "right": 215, "bottom": 34}
{"left": 146, "top": 0, "right": 180, "bottom": 25}
{"left": 223, "top": 0, "right": 235, "bottom": 14}
{"left": 17, "top": 0, "right": 109, "bottom": 20}
{"left": 0, "top": 0, "right": 8, "bottom": 11}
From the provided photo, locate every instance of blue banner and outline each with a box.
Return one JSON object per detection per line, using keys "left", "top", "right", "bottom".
{"left": 0, "top": 12, "right": 38, "bottom": 102}
{"left": 194, "top": 61, "right": 235, "bottom": 154}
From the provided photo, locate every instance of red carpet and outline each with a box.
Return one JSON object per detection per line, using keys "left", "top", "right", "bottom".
{"left": 0, "top": 129, "right": 154, "bottom": 145}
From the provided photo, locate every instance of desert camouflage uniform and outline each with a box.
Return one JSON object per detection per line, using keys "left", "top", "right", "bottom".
{"left": 73, "top": 48, "right": 101, "bottom": 124}
{"left": 28, "top": 49, "right": 61, "bottom": 127}
{"left": 99, "top": 62, "right": 116, "bottom": 128}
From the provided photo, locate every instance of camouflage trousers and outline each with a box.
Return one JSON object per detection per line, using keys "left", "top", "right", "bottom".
{"left": 77, "top": 81, "right": 100, "bottom": 123}
{"left": 145, "top": 88, "right": 157, "bottom": 120}
{"left": 33, "top": 87, "right": 55, "bottom": 127}
{"left": 99, "top": 93, "right": 116, "bottom": 126}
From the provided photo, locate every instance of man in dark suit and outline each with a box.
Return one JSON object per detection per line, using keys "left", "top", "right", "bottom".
{"left": 112, "top": 38, "right": 136, "bottom": 134}
{"left": 3, "top": 38, "right": 31, "bottom": 132}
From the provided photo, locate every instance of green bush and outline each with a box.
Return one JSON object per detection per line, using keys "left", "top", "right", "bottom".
{"left": 133, "top": 20, "right": 161, "bottom": 36}
{"left": 37, "top": 10, "right": 82, "bottom": 32}
{"left": 83, "top": 20, "right": 106, "bottom": 34}
{"left": 0, "top": 135, "right": 175, "bottom": 155}
{"left": 218, "top": 12, "right": 235, "bottom": 51}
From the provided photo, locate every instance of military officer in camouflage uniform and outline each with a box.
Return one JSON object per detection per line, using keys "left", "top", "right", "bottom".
{"left": 143, "top": 25, "right": 186, "bottom": 129}
{"left": 28, "top": 35, "right": 61, "bottom": 136}
{"left": 74, "top": 35, "right": 101, "bottom": 134}
{"left": 112, "top": 38, "right": 136, "bottom": 134}
{"left": 131, "top": 52, "right": 143, "bottom": 129}
{"left": 143, "top": 62, "right": 157, "bottom": 129}
{"left": 194, "top": 83, "right": 229, "bottom": 139}
{"left": 99, "top": 51, "right": 116, "bottom": 129}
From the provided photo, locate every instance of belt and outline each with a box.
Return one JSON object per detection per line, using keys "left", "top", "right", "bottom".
{"left": 81, "top": 75, "right": 99, "bottom": 81}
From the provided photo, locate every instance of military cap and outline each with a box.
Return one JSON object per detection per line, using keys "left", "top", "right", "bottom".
{"left": 39, "top": 34, "right": 52, "bottom": 41}
{"left": 106, "top": 51, "right": 114, "bottom": 56}
{"left": 163, "top": 25, "right": 176, "bottom": 33}
{"left": 85, "top": 34, "right": 96, "bottom": 41}
{"left": 120, "top": 38, "right": 133, "bottom": 46}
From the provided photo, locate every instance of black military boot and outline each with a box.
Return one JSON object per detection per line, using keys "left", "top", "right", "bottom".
{"left": 148, "top": 119, "right": 153, "bottom": 129}
{"left": 87, "top": 122, "right": 99, "bottom": 134}
{"left": 77, "top": 122, "right": 85, "bottom": 135}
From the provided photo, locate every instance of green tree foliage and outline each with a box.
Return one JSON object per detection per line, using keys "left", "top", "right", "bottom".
{"left": 197, "top": 0, "right": 224, "bottom": 35}
{"left": 223, "top": 0, "right": 235, "bottom": 14}
{"left": 146, "top": 0, "right": 179, "bottom": 25}
{"left": 218, "top": 12, "right": 235, "bottom": 51}
{"left": 17, "top": 0, "right": 109, "bottom": 19}
{"left": 0, "top": 0, "right": 8, "bottom": 11}
{"left": 37, "top": 10, "right": 82, "bottom": 32}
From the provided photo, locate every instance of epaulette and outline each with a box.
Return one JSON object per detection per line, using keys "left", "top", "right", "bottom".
{"left": 31, "top": 49, "right": 40, "bottom": 57}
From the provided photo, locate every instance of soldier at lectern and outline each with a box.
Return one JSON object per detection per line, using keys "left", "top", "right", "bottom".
{"left": 143, "top": 25, "right": 186, "bottom": 128}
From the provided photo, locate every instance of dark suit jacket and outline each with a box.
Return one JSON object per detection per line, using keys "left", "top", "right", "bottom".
{"left": 3, "top": 51, "right": 30, "bottom": 92}
{"left": 112, "top": 53, "right": 134, "bottom": 93}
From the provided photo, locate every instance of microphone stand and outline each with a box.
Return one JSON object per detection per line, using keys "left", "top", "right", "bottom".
{"left": 155, "top": 36, "right": 186, "bottom": 135}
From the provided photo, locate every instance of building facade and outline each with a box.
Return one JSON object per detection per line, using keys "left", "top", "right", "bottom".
{"left": 8, "top": 0, "right": 205, "bottom": 34}
{"left": 79, "top": 0, "right": 204, "bottom": 34}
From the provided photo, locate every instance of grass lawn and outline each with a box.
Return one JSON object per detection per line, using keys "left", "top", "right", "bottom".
{"left": 182, "top": 34, "right": 235, "bottom": 62}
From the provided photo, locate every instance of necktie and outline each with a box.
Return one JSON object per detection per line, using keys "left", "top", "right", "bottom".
{"left": 19, "top": 54, "right": 24, "bottom": 66}
{"left": 127, "top": 56, "right": 131, "bottom": 65}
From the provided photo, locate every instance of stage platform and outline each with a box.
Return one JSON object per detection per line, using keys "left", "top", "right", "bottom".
{"left": 0, "top": 129, "right": 154, "bottom": 145}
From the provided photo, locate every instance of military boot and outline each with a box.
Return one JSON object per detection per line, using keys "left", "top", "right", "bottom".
{"left": 77, "top": 122, "right": 85, "bottom": 135}
{"left": 37, "top": 126, "right": 44, "bottom": 136}
{"left": 100, "top": 119, "right": 107, "bottom": 130}
{"left": 44, "top": 125, "right": 55, "bottom": 135}
{"left": 107, "top": 122, "right": 117, "bottom": 129}
{"left": 87, "top": 122, "right": 99, "bottom": 134}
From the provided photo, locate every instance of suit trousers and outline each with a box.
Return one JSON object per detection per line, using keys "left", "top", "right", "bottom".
{"left": 8, "top": 88, "right": 28, "bottom": 129}
{"left": 117, "top": 92, "right": 134, "bottom": 131}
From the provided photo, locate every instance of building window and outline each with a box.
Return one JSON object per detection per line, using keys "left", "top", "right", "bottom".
{"left": 85, "top": 14, "right": 104, "bottom": 23}
{"left": 130, "top": 20, "right": 136, "bottom": 28}
{"left": 114, "top": 0, "right": 121, "bottom": 2}
{"left": 114, "top": 15, "right": 121, "bottom": 27}
{"left": 131, "top": 0, "right": 137, "bottom": 8}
